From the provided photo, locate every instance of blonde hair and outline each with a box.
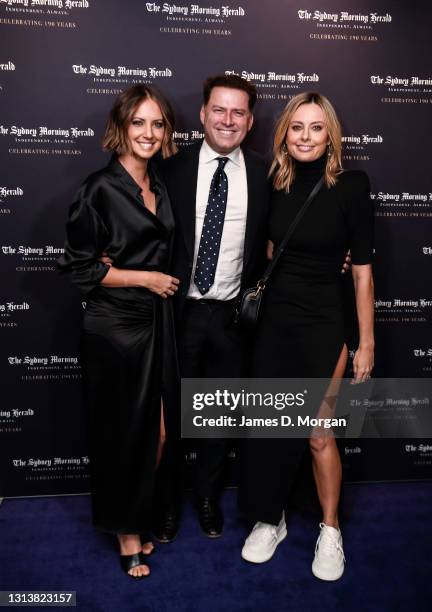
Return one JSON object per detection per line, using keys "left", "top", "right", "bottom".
{"left": 270, "top": 92, "right": 343, "bottom": 191}
{"left": 102, "top": 84, "right": 177, "bottom": 159}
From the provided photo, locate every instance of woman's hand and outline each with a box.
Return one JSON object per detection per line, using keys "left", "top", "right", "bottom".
{"left": 98, "top": 254, "right": 179, "bottom": 297}
{"left": 341, "top": 249, "right": 351, "bottom": 274}
{"left": 142, "top": 272, "right": 180, "bottom": 299}
{"left": 101, "top": 252, "right": 113, "bottom": 266}
{"left": 352, "top": 345, "right": 374, "bottom": 384}
{"left": 266, "top": 240, "right": 274, "bottom": 260}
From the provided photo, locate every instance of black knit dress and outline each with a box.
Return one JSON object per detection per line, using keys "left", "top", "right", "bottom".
{"left": 239, "top": 155, "right": 374, "bottom": 524}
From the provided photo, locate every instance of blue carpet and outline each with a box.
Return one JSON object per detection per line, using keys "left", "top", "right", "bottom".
{"left": 0, "top": 483, "right": 431, "bottom": 611}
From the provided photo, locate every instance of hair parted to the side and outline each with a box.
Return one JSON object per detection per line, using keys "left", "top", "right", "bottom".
{"left": 270, "top": 91, "right": 343, "bottom": 191}
{"left": 102, "top": 84, "right": 177, "bottom": 158}
{"left": 202, "top": 74, "right": 257, "bottom": 110}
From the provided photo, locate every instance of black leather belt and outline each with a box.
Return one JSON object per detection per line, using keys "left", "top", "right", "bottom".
{"left": 185, "top": 297, "right": 236, "bottom": 306}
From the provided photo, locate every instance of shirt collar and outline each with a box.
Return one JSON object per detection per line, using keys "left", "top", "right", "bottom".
{"left": 200, "top": 139, "right": 242, "bottom": 167}
{"left": 109, "top": 156, "right": 161, "bottom": 196}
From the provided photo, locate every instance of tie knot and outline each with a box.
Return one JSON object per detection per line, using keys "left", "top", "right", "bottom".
{"left": 216, "top": 156, "right": 229, "bottom": 169}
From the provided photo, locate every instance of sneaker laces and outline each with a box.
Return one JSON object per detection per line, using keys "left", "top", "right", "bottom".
{"left": 248, "top": 522, "right": 277, "bottom": 544}
{"left": 315, "top": 523, "right": 345, "bottom": 561}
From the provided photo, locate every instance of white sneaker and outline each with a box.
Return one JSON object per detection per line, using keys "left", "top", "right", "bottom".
{"left": 241, "top": 513, "right": 287, "bottom": 563}
{"left": 312, "top": 523, "right": 345, "bottom": 581}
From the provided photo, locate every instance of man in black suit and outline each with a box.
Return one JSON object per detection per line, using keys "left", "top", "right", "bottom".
{"left": 154, "top": 74, "right": 269, "bottom": 540}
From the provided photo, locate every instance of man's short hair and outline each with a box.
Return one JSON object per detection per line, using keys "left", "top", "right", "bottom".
{"left": 202, "top": 74, "right": 257, "bottom": 110}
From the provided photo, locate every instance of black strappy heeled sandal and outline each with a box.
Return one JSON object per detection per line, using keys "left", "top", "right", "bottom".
{"left": 120, "top": 552, "right": 150, "bottom": 580}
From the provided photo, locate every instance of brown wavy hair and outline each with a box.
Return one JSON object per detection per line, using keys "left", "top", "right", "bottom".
{"left": 102, "top": 84, "right": 177, "bottom": 158}
{"left": 270, "top": 92, "right": 343, "bottom": 191}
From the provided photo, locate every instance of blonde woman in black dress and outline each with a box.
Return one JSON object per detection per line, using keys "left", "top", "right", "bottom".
{"left": 59, "top": 85, "right": 179, "bottom": 579}
{"left": 240, "top": 92, "right": 374, "bottom": 580}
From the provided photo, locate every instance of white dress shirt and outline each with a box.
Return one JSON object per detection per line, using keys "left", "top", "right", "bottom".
{"left": 187, "top": 140, "right": 248, "bottom": 300}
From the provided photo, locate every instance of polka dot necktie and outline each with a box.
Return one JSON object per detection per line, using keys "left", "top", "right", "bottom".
{"left": 194, "top": 156, "right": 229, "bottom": 295}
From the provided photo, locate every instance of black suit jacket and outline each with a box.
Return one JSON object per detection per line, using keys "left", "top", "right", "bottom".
{"left": 161, "top": 141, "right": 270, "bottom": 318}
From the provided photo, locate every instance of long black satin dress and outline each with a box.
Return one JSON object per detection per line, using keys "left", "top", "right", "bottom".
{"left": 58, "top": 158, "right": 178, "bottom": 534}
{"left": 239, "top": 155, "right": 374, "bottom": 525}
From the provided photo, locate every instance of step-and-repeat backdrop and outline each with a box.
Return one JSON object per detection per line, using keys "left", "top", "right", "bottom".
{"left": 1, "top": 1, "right": 431, "bottom": 496}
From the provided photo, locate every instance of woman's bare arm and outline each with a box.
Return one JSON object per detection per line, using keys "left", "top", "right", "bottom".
{"left": 351, "top": 263, "right": 375, "bottom": 383}
{"left": 101, "top": 267, "right": 179, "bottom": 298}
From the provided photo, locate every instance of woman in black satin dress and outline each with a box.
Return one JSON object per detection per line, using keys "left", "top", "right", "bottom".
{"left": 58, "top": 85, "right": 179, "bottom": 579}
{"left": 240, "top": 92, "right": 375, "bottom": 581}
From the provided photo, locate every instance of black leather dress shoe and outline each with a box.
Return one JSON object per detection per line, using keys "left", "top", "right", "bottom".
{"left": 196, "top": 496, "right": 223, "bottom": 538}
{"left": 152, "top": 506, "right": 180, "bottom": 543}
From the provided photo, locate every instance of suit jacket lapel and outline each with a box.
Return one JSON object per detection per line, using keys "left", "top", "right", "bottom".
{"left": 243, "top": 149, "right": 263, "bottom": 270}
{"left": 172, "top": 143, "right": 200, "bottom": 261}
{"left": 171, "top": 144, "right": 264, "bottom": 272}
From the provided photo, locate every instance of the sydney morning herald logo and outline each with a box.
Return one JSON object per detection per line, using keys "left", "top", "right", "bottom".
{"left": 173, "top": 129, "right": 204, "bottom": 147}
{"left": 0, "top": 186, "right": 23, "bottom": 201}
{"left": 2, "top": 245, "right": 64, "bottom": 257}
{"left": 297, "top": 9, "right": 391, "bottom": 26}
{"left": 8, "top": 354, "right": 79, "bottom": 367}
{"left": 7, "top": 353, "right": 81, "bottom": 382}
{"left": 0, "top": 300, "right": 30, "bottom": 328}
{"left": 342, "top": 134, "right": 382, "bottom": 162}
{"left": 375, "top": 298, "right": 432, "bottom": 325}
{"left": 371, "top": 74, "right": 432, "bottom": 105}
{"left": 371, "top": 75, "right": 432, "bottom": 91}
{"left": 0, "top": 406, "right": 34, "bottom": 433}
{"left": 405, "top": 443, "right": 432, "bottom": 455}
{"left": 0, "top": 300, "right": 30, "bottom": 313}
{"left": 144, "top": 2, "right": 246, "bottom": 19}
{"left": 0, "top": 124, "right": 94, "bottom": 142}
{"left": 0, "top": 0, "right": 90, "bottom": 10}
{"left": 375, "top": 298, "right": 432, "bottom": 311}
{"left": 342, "top": 134, "right": 383, "bottom": 147}
{"left": 225, "top": 68, "right": 319, "bottom": 86}
{"left": 412, "top": 352, "right": 432, "bottom": 377}
{"left": 413, "top": 348, "right": 432, "bottom": 360}
{"left": 72, "top": 64, "right": 173, "bottom": 83}
{"left": 371, "top": 191, "right": 432, "bottom": 216}
{"left": 412, "top": 348, "right": 432, "bottom": 374}
{"left": 12, "top": 455, "right": 90, "bottom": 472}
{"left": 0, "top": 61, "right": 15, "bottom": 71}
{"left": 0, "top": 407, "right": 34, "bottom": 421}
{"left": 1, "top": 245, "right": 64, "bottom": 272}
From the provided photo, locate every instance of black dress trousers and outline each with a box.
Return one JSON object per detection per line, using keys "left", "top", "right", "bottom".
{"left": 179, "top": 298, "right": 246, "bottom": 497}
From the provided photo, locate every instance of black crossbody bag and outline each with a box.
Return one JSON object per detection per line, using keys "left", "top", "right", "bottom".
{"left": 234, "top": 176, "right": 325, "bottom": 330}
